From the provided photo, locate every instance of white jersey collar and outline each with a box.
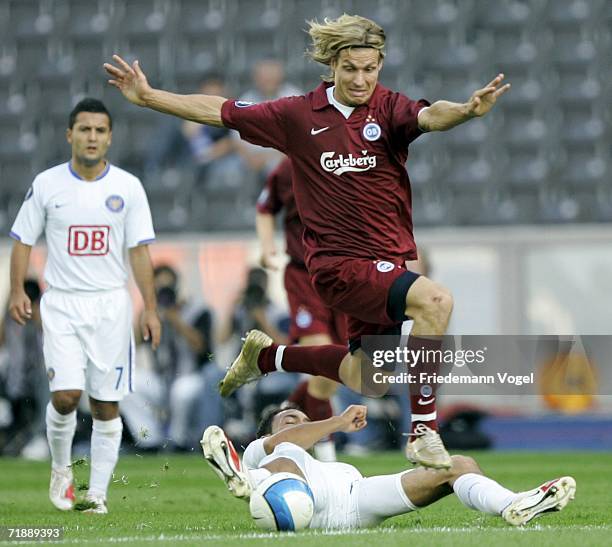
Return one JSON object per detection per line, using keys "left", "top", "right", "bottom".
{"left": 326, "top": 86, "right": 355, "bottom": 119}
{"left": 68, "top": 160, "right": 111, "bottom": 181}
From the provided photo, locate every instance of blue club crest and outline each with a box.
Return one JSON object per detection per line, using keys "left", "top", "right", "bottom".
{"left": 105, "top": 194, "right": 125, "bottom": 212}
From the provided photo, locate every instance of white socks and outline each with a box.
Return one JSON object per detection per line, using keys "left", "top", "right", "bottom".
{"left": 453, "top": 473, "right": 518, "bottom": 515}
{"left": 89, "top": 417, "right": 123, "bottom": 499}
{"left": 46, "top": 402, "right": 123, "bottom": 500}
{"left": 46, "top": 402, "right": 76, "bottom": 470}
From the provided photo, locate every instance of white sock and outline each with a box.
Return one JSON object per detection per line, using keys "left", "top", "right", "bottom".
{"left": 247, "top": 468, "right": 272, "bottom": 489}
{"left": 453, "top": 473, "right": 518, "bottom": 515}
{"left": 89, "top": 417, "right": 123, "bottom": 499}
{"left": 46, "top": 402, "right": 76, "bottom": 470}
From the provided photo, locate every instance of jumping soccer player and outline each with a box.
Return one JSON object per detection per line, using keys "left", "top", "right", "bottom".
{"left": 256, "top": 156, "right": 345, "bottom": 461}
{"left": 8, "top": 98, "right": 161, "bottom": 513}
{"left": 104, "top": 14, "right": 510, "bottom": 469}
{"left": 201, "top": 406, "right": 576, "bottom": 529}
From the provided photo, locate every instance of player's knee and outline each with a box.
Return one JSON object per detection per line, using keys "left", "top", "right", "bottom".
{"left": 413, "top": 287, "right": 453, "bottom": 328}
{"left": 90, "top": 399, "right": 119, "bottom": 420}
{"left": 450, "top": 455, "right": 481, "bottom": 478}
{"left": 52, "top": 390, "right": 81, "bottom": 414}
{"left": 428, "top": 287, "right": 453, "bottom": 320}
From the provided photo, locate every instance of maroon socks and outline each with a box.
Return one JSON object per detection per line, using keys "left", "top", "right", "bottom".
{"left": 407, "top": 336, "right": 442, "bottom": 433}
{"left": 257, "top": 344, "right": 347, "bottom": 384}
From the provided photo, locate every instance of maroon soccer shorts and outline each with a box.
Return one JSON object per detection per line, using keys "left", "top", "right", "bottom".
{"left": 284, "top": 260, "right": 347, "bottom": 345}
{"left": 309, "top": 255, "right": 420, "bottom": 351}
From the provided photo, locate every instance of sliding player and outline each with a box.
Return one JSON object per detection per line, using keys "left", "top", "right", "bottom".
{"left": 202, "top": 406, "right": 576, "bottom": 529}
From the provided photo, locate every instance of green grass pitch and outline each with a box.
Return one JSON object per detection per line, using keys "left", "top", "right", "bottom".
{"left": 0, "top": 451, "right": 610, "bottom": 546}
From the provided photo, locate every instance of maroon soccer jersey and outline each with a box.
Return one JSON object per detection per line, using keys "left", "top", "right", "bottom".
{"left": 222, "top": 82, "right": 428, "bottom": 264}
{"left": 256, "top": 157, "right": 305, "bottom": 264}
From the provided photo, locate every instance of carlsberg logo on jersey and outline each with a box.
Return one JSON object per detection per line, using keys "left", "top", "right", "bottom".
{"left": 320, "top": 151, "right": 377, "bottom": 176}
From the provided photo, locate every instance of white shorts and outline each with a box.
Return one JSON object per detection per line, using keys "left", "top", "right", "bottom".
{"left": 40, "top": 287, "right": 135, "bottom": 401}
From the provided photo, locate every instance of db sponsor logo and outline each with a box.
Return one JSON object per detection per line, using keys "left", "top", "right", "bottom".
{"left": 320, "top": 150, "right": 377, "bottom": 175}
{"left": 68, "top": 225, "right": 110, "bottom": 256}
{"left": 363, "top": 122, "right": 381, "bottom": 141}
{"left": 376, "top": 261, "right": 395, "bottom": 273}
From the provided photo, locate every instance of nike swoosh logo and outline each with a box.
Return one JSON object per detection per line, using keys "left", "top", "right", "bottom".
{"left": 310, "top": 127, "right": 329, "bottom": 135}
{"left": 54, "top": 204, "right": 65, "bottom": 208}
{"left": 418, "top": 397, "right": 435, "bottom": 405}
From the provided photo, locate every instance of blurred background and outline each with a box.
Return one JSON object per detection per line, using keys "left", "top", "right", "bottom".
{"left": 0, "top": 0, "right": 610, "bottom": 458}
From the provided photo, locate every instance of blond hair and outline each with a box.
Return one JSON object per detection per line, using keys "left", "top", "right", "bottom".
{"left": 306, "top": 14, "right": 386, "bottom": 81}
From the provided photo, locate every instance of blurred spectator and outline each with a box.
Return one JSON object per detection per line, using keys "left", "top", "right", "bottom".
{"left": 145, "top": 74, "right": 239, "bottom": 188}
{"left": 236, "top": 60, "right": 302, "bottom": 189}
{"left": 218, "top": 267, "right": 296, "bottom": 442}
{"left": 121, "top": 264, "right": 219, "bottom": 451}
{"left": 241, "top": 59, "right": 302, "bottom": 104}
{"left": 0, "top": 279, "right": 49, "bottom": 459}
{"left": 218, "top": 267, "right": 288, "bottom": 348}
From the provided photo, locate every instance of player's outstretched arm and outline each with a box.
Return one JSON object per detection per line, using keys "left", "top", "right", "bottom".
{"left": 104, "top": 55, "right": 226, "bottom": 127}
{"left": 129, "top": 245, "right": 161, "bottom": 350}
{"left": 255, "top": 212, "right": 281, "bottom": 271}
{"left": 263, "top": 405, "right": 367, "bottom": 454}
{"left": 418, "top": 73, "right": 511, "bottom": 132}
{"left": 8, "top": 241, "right": 33, "bottom": 325}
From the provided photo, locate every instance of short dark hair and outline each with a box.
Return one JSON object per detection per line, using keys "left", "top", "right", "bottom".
{"left": 256, "top": 402, "right": 301, "bottom": 438}
{"left": 68, "top": 98, "right": 112, "bottom": 129}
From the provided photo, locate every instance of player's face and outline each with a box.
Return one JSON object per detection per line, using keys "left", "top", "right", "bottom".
{"left": 67, "top": 112, "right": 112, "bottom": 167}
{"left": 331, "top": 47, "right": 382, "bottom": 107}
{"left": 272, "top": 409, "right": 310, "bottom": 433}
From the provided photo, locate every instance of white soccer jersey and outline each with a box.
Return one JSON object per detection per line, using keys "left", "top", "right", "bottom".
{"left": 244, "top": 439, "right": 363, "bottom": 529}
{"left": 10, "top": 161, "right": 155, "bottom": 292}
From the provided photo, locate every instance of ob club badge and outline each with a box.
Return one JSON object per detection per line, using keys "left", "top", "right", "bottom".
{"left": 363, "top": 122, "right": 381, "bottom": 141}
{"left": 376, "top": 261, "right": 395, "bottom": 273}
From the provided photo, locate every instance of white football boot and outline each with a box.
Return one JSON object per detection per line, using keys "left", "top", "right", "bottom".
{"left": 201, "top": 425, "right": 252, "bottom": 500}
{"left": 49, "top": 467, "right": 75, "bottom": 511}
{"left": 83, "top": 493, "right": 108, "bottom": 514}
{"left": 405, "top": 423, "right": 452, "bottom": 469}
{"left": 219, "top": 330, "right": 272, "bottom": 397}
{"left": 502, "top": 476, "right": 576, "bottom": 525}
